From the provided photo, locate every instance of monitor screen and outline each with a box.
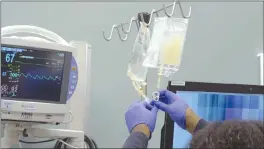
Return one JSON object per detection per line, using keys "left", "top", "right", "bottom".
{"left": 1, "top": 46, "right": 70, "bottom": 102}
{"left": 172, "top": 91, "right": 264, "bottom": 148}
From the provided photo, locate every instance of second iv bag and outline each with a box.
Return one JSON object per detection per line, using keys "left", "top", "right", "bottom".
{"left": 143, "top": 17, "right": 189, "bottom": 78}
{"left": 127, "top": 22, "right": 150, "bottom": 98}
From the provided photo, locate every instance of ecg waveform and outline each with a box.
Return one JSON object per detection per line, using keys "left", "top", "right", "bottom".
{"left": 7, "top": 72, "right": 60, "bottom": 81}
{"left": 20, "top": 73, "right": 60, "bottom": 81}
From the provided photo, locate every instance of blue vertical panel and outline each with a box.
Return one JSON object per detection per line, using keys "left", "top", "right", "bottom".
{"left": 242, "top": 109, "right": 250, "bottom": 119}
{"left": 259, "top": 109, "right": 263, "bottom": 120}
{"left": 208, "top": 94, "right": 214, "bottom": 121}
{"left": 217, "top": 95, "right": 226, "bottom": 121}
{"left": 242, "top": 96, "right": 250, "bottom": 108}
{"left": 259, "top": 95, "right": 263, "bottom": 120}
{"left": 249, "top": 96, "right": 259, "bottom": 109}
{"left": 197, "top": 93, "right": 207, "bottom": 119}
{"left": 247, "top": 109, "right": 259, "bottom": 120}
{"left": 225, "top": 108, "right": 243, "bottom": 120}
{"left": 259, "top": 95, "right": 263, "bottom": 110}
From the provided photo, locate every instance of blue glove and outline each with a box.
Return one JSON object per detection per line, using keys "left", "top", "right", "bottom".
{"left": 151, "top": 90, "right": 189, "bottom": 129}
{"left": 125, "top": 101, "right": 158, "bottom": 133}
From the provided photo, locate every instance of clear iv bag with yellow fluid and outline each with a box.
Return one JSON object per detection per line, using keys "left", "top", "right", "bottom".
{"left": 143, "top": 17, "right": 189, "bottom": 78}
{"left": 127, "top": 22, "right": 150, "bottom": 98}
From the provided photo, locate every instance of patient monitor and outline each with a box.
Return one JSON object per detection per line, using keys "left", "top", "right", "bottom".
{"left": 1, "top": 25, "right": 91, "bottom": 148}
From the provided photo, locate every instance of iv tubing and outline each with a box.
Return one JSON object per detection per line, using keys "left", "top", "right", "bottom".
{"left": 132, "top": 81, "right": 147, "bottom": 99}
{"left": 157, "top": 65, "right": 163, "bottom": 89}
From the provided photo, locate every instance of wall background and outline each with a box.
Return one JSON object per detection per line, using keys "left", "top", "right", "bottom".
{"left": 1, "top": 1, "right": 263, "bottom": 148}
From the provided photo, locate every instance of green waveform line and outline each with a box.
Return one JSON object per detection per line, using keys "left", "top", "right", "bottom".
{"left": 20, "top": 73, "right": 59, "bottom": 81}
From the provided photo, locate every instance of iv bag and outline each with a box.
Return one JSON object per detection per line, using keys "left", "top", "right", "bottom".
{"left": 143, "top": 17, "right": 189, "bottom": 78}
{"left": 143, "top": 17, "right": 167, "bottom": 68}
{"left": 127, "top": 22, "right": 150, "bottom": 83}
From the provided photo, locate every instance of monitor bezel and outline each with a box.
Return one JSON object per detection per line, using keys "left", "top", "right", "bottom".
{"left": 1, "top": 43, "right": 72, "bottom": 104}
{"left": 160, "top": 81, "right": 264, "bottom": 149}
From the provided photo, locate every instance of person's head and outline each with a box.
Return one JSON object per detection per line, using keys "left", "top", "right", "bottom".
{"left": 189, "top": 120, "right": 264, "bottom": 149}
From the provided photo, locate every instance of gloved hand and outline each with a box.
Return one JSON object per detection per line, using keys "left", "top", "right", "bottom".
{"left": 125, "top": 101, "right": 158, "bottom": 133}
{"left": 151, "top": 90, "right": 189, "bottom": 129}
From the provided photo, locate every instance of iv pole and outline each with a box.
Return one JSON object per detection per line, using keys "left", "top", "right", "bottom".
{"left": 102, "top": 0, "right": 191, "bottom": 42}
{"left": 101, "top": 1, "right": 191, "bottom": 99}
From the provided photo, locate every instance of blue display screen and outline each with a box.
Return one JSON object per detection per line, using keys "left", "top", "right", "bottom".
{"left": 1, "top": 46, "right": 66, "bottom": 102}
{"left": 173, "top": 91, "right": 264, "bottom": 148}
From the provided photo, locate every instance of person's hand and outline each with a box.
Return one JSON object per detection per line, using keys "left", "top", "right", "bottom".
{"left": 125, "top": 101, "right": 158, "bottom": 137}
{"left": 151, "top": 90, "right": 189, "bottom": 129}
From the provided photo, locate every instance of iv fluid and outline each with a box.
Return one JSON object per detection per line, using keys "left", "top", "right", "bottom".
{"left": 161, "top": 36, "right": 183, "bottom": 65}
{"left": 127, "top": 22, "right": 150, "bottom": 83}
{"left": 158, "top": 35, "right": 184, "bottom": 77}
{"left": 158, "top": 18, "right": 188, "bottom": 78}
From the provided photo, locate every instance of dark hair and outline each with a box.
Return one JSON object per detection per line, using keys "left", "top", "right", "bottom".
{"left": 189, "top": 120, "right": 264, "bottom": 149}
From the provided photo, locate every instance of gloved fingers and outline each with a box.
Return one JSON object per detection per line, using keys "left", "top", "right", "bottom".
{"left": 150, "top": 100, "right": 155, "bottom": 106}
{"left": 156, "top": 95, "right": 170, "bottom": 105}
{"left": 158, "top": 95, "right": 167, "bottom": 102}
{"left": 159, "top": 90, "right": 175, "bottom": 96}
{"left": 144, "top": 101, "right": 158, "bottom": 113}
{"left": 151, "top": 106, "right": 158, "bottom": 114}
{"left": 159, "top": 90, "right": 176, "bottom": 103}
{"left": 150, "top": 99, "right": 162, "bottom": 106}
{"left": 142, "top": 101, "right": 154, "bottom": 110}
{"left": 159, "top": 90, "right": 167, "bottom": 96}
{"left": 150, "top": 97, "right": 166, "bottom": 105}
{"left": 145, "top": 103, "right": 154, "bottom": 110}
{"left": 152, "top": 100, "right": 169, "bottom": 112}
